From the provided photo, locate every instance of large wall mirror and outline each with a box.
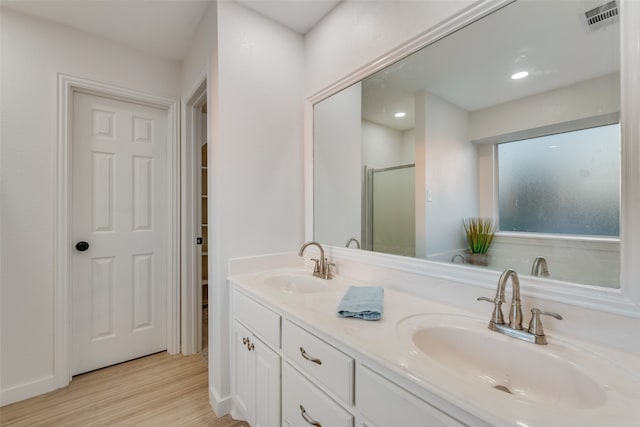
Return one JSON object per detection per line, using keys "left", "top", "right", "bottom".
{"left": 313, "top": 0, "right": 623, "bottom": 288}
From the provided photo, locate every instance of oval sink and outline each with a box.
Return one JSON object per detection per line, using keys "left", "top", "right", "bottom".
{"left": 398, "top": 314, "right": 606, "bottom": 409}
{"left": 262, "top": 273, "right": 329, "bottom": 294}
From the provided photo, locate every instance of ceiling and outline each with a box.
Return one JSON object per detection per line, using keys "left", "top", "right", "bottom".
{"left": 1, "top": 0, "right": 341, "bottom": 61}
{"left": 361, "top": 0, "right": 620, "bottom": 131}
{"left": 236, "top": 0, "right": 341, "bottom": 34}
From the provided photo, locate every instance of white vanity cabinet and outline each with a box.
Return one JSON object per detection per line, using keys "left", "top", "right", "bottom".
{"left": 232, "top": 290, "right": 281, "bottom": 427}
{"left": 229, "top": 280, "right": 483, "bottom": 427}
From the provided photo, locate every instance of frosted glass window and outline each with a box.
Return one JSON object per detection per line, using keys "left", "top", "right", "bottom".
{"left": 498, "top": 124, "right": 620, "bottom": 236}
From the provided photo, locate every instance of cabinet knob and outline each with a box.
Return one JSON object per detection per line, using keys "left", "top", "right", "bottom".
{"left": 300, "top": 404, "right": 321, "bottom": 427}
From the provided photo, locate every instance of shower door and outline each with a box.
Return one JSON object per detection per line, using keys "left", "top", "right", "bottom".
{"left": 364, "top": 164, "right": 416, "bottom": 257}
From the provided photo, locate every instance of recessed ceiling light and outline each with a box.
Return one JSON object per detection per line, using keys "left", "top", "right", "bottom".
{"left": 394, "top": 112, "right": 406, "bottom": 118}
{"left": 511, "top": 71, "right": 529, "bottom": 80}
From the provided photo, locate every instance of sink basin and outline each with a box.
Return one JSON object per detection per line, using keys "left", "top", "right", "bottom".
{"left": 262, "top": 273, "right": 329, "bottom": 294}
{"left": 398, "top": 314, "right": 606, "bottom": 409}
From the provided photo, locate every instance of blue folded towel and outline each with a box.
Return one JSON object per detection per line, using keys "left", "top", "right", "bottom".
{"left": 337, "top": 286, "right": 384, "bottom": 321}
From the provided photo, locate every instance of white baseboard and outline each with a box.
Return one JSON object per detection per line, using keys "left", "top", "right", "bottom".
{"left": 0, "top": 375, "right": 56, "bottom": 407}
{"left": 209, "top": 386, "right": 232, "bottom": 417}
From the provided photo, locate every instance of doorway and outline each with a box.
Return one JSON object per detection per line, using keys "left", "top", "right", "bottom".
{"left": 198, "top": 104, "right": 209, "bottom": 360}
{"left": 181, "top": 78, "right": 208, "bottom": 358}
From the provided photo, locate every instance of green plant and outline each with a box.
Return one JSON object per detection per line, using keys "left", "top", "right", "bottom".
{"left": 463, "top": 217, "right": 496, "bottom": 254}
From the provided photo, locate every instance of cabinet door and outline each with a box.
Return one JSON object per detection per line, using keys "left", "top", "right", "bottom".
{"left": 254, "top": 341, "right": 281, "bottom": 427}
{"left": 233, "top": 321, "right": 256, "bottom": 425}
{"left": 357, "top": 365, "right": 464, "bottom": 427}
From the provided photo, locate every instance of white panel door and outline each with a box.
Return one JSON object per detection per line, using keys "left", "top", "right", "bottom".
{"left": 71, "top": 92, "right": 168, "bottom": 375}
{"left": 233, "top": 321, "right": 256, "bottom": 425}
{"left": 254, "top": 338, "right": 281, "bottom": 427}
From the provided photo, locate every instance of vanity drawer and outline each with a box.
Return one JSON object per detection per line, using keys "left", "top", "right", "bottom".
{"left": 283, "top": 320, "right": 354, "bottom": 405}
{"left": 357, "top": 365, "right": 465, "bottom": 427}
{"left": 283, "top": 362, "right": 353, "bottom": 427}
{"left": 233, "top": 289, "right": 281, "bottom": 349}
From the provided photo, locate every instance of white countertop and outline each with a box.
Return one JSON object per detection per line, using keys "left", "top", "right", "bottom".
{"left": 229, "top": 266, "right": 640, "bottom": 427}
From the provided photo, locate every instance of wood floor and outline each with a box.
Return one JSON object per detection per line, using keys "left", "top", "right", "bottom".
{"left": 0, "top": 352, "right": 248, "bottom": 427}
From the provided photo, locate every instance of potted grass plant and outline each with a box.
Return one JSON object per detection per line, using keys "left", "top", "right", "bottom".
{"left": 463, "top": 217, "right": 496, "bottom": 266}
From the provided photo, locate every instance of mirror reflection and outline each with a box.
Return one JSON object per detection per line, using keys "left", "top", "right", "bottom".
{"left": 313, "top": 0, "right": 621, "bottom": 288}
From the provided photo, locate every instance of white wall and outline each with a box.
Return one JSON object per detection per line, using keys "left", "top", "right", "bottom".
{"left": 0, "top": 9, "right": 180, "bottom": 404}
{"left": 419, "top": 91, "right": 477, "bottom": 257}
{"left": 401, "top": 128, "right": 416, "bottom": 164}
{"left": 177, "top": 0, "right": 222, "bottom": 407}
{"left": 314, "top": 83, "right": 362, "bottom": 247}
{"left": 362, "top": 120, "right": 414, "bottom": 168}
{"left": 211, "top": 0, "right": 305, "bottom": 409}
{"left": 470, "top": 73, "right": 620, "bottom": 141}
{"left": 305, "top": 0, "right": 475, "bottom": 97}
{"left": 180, "top": 1, "right": 217, "bottom": 100}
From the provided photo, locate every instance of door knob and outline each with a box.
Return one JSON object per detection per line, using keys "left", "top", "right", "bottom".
{"left": 75, "top": 241, "right": 90, "bottom": 252}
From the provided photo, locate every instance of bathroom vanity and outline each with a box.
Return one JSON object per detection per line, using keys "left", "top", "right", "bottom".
{"left": 228, "top": 256, "right": 640, "bottom": 427}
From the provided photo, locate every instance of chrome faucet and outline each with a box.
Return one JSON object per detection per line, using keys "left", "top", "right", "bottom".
{"left": 298, "top": 241, "right": 334, "bottom": 279}
{"left": 478, "top": 268, "right": 562, "bottom": 345}
{"left": 345, "top": 237, "right": 361, "bottom": 249}
{"left": 479, "top": 269, "right": 523, "bottom": 330}
{"left": 531, "top": 256, "right": 550, "bottom": 277}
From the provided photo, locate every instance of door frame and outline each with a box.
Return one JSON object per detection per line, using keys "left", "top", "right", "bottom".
{"left": 54, "top": 74, "right": 180, "bottom": 388}
{"left": 181, "top": 76, "right": 207, "bottom": 355}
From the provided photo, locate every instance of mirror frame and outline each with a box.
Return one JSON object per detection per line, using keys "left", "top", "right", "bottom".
{"left": 304, "top": 0, "right": 640, "bottom": 317}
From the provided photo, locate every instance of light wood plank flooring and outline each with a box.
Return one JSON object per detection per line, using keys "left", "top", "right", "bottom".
{"left": 0, "top": 352, "right": 248, "bottom": 427}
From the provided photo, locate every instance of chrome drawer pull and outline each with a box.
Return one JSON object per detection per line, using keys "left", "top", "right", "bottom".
{"left": 299, "top": 347, "right": 322, "bottom": 365}
{"left": 300, "top": 404, "right": 321, "bottom": 427}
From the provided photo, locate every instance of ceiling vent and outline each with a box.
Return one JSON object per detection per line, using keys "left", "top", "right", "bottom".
{"left": 584, "top": 1, "right": 619, "bottom": 30}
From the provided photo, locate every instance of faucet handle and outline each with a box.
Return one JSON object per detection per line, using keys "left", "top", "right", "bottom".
{"left": 477, "top": 296, "right": 505, "bottom": 325}
{"left": 528, "top": 308, "right": 563, "bottom": 342}
{"left": 310, "top": 258, "right": 321, "bottom": 273}
{"left": 325, "top": 261, "right": 335, "bottom": 279}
